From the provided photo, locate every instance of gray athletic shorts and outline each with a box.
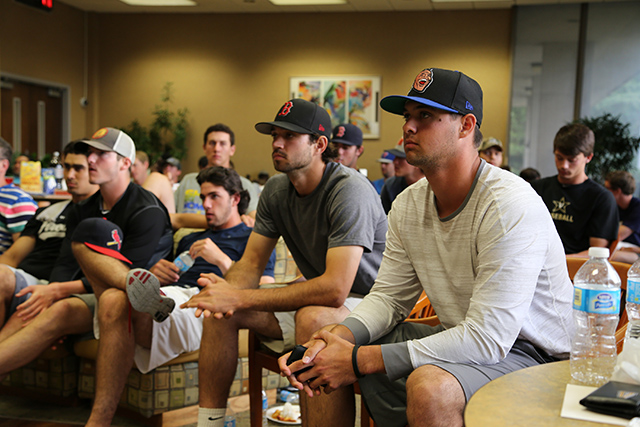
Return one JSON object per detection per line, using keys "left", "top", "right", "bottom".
{"left": 68, "top": 293, "right": 97, "bottom": 342}
{"left": 255, "top": 283, "right": 364, "bottom": 354}
{"left": 6, "top": 266, "right": 43, "bottom": 319}
{"left": 358, "top": 322, "right": 560, "bottom": 427}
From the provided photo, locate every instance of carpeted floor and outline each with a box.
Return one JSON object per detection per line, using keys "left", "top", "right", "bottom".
{"left": 0, "top": 390, "right": 363, "bottom": 426}
{"left": 0, "top": 393, "right": 252, "bottom": 427}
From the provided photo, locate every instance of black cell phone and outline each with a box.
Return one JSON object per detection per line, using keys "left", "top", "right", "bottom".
{"left": 287, "top": 345, "right": 312, "bottom": 375}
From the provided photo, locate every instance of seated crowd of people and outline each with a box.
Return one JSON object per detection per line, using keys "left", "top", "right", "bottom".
{"left": 0, "top": 66, "right": 637, "bottom": 427}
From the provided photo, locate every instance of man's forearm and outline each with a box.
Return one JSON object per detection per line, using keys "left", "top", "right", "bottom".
{"left": 224, "top": 257, "right": 264, "bottom": 290}
{"left": 50, "top": 280, "right": 87, "bottom": 299}
{"left": 233, "top": 278, "right": 348, "bottom": 313}
{"left": 357, "top": 345, "right": 386, "bottom": 376}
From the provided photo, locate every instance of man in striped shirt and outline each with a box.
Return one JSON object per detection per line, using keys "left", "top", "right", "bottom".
{"left": 0, "top": 138, "right": 37, "bottom": 254}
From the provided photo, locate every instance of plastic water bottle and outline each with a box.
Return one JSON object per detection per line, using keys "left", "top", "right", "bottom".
{"left": 262, "top": 389, "right": 268, "bottom": 427}
{"left": 277, "top": 386, "right": 300, "bottom": 404}
{"left": 173, "top": 251, "right": 194, "bottom": 276}
{"left": 224, "top": 402, "right": 236, "bottom": 427}
{"left": 625, "top": 257, "right": 640, "bottom": 345}
{"left": 571, "top": 247, "right": 621, "bottom": 386}
{"left": 50, "top": 151, "right": 64, "bottom": 190}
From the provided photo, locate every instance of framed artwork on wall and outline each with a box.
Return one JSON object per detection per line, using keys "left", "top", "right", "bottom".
{"left": 290, "top": 76, "right": 380, "bottom": 139}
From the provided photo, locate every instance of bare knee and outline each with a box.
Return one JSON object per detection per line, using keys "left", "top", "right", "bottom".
{"left": 406, "top": 365, "right": 465, "bottom": 427}
{"left": 0, "top": 265, "right": 16, "bottom": 301}
{"left": 294, "top": 305, "right": 350, "bottom": 342}
{"left": 97, "top": 288, "right": 128, "bottom": 324}
{"left": 36, "top": 298, "right": 92, "bottom": 336}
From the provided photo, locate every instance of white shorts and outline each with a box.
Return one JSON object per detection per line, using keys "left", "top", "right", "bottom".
{"left": 257, "top": 284, "right": 364, "bottom": 353}
{"left": 133, "top": 286, "right": 202, "bottom": 373}
{"left": 92, "top": 286, "right": 202, "bottom": 374}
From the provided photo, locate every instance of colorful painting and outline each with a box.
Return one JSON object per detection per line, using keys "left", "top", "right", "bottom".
{"left": 290, "top": 76, "right": 380, "bottom": 139}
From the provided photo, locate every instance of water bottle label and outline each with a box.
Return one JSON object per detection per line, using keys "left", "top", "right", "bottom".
{"left": 628, "top": 279, "right": 640, "bottom": 304}
{"left": 174, "top": 252, "right": 193, "bottom": 273}
{"left": 573, "top": 287, "right": 620, "bottom": 314}
{"left": 174, "top": 256, "right": 189, "bottom": 272}
{"left": 224, "top": 419, "right": 235, "bottom": 427}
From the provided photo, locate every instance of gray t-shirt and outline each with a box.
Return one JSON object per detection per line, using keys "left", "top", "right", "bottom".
{"left": 254, "top": 162, "right": 387, "bottom": 295}
{"left": 174, "top": 172, "right": 259, "bottom": 214}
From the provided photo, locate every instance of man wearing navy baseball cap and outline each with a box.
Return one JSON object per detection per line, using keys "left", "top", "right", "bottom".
{"left": 331, "top": 123, "right": 365, "bottom": 171}
{"left": 182, "top": 98, "right": 388, "bottom": 427}
{"left": 281, "top": 69, "right": 573, "bottom": 427}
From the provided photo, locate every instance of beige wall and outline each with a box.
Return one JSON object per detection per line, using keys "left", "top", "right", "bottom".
{"left": 92, "top": 10, "right": 513, "bottom": 180}
{"left": 1, "top": 4, "right": 512, "bottom": 180}
{"left": 0, "top": 1, "right": 88, "bottom": 142}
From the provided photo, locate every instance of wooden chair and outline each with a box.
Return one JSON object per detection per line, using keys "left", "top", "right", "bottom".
{"left": 247, "top": 291, "right": 437, "bottom": 427}
{"left": 566, "top": 256, "right": 632, "bottom": 353}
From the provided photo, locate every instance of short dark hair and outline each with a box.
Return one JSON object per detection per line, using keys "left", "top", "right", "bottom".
{"left": 196, "top": 166, "right": 249, "bottom": 215}
{"left": 203, "top": 123, "right": 235, "bottom": 146}
{"left": 63, "top": 140, "right": 89, "bottom": 157}
{"left": 198, "top": 155, "right": 208, "bottom": 170}
{"left": 553, "top": 123, "right": 595, "bottom": 157}
{"left": 451, "top": 113, "right": 483, "bottom": 148}
{"left": 308, "top": 133, "right": 337, "bottom": 164}
{"left": 606, "top": 170, "right": 636, "bottom": 195}
{"left": 473, "top": 125, "right": 483, "bottom": 149}
{"left": 0, "top": 137, "right": 12, "bottom": 162}
{"left": 520, "top": 167, "right": 541, "bottom": 183}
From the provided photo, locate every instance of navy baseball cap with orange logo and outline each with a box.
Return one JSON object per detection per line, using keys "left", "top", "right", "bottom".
{"left": 255, "top": 99, "right": 332, "bottom": 139}
{"left": 71, "top": 218, "right": 131, "bottom": 264}
{"left": 380, "top": 68, "right": 483, "bottom": 127}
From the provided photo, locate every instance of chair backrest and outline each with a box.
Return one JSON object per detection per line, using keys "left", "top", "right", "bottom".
{"left": 566, "top": 256, "right": 632, "bottom": 353}
{"left": 404, "top": 291, "right": 440, "bottom": 326}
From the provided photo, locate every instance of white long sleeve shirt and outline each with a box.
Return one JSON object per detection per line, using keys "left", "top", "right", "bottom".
{"left": 343, "top": 161, "right": 574, "bottom": 381}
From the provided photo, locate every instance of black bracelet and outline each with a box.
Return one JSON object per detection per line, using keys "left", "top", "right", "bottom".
{"left": 352, "top": 344, "right": 365, "bottom": 378}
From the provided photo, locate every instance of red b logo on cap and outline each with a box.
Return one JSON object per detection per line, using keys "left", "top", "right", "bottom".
{"left": 279, "top": 101, "right": 293, "bottom": 116}
{"left": 336, "top": 126, "right": 346, "bottom": 138}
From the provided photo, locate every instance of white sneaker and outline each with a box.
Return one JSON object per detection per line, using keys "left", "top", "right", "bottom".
{"left": 126, "top": 268, "right": 175, "bottom": 322}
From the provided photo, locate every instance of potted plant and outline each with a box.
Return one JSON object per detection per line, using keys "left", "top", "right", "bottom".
{"left": 578, "top": 113, "right": 640, "bottom": 184}
{"left": 122, "top": 82, "right": 189, "bottom": 164}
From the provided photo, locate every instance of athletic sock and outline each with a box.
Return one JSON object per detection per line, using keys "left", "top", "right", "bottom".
{"left": 197, "top": 407, "right": 226, "bottom": 427}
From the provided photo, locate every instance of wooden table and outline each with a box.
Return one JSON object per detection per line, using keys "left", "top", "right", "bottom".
{"left": 464, "top": 360, "right": 621, "bottom": 426}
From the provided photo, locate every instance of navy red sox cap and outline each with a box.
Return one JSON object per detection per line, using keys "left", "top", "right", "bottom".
{"left": 380, "top": 68, "right": 483, "bottom": 127}
{"left": 255, "top": 98, "right": 332, "bottom": 139}
{"left": 71, "top": 218, "right": 131, "bottom": 264}
{"left": 331, "top": 124, "right": 363, "bottom": 147}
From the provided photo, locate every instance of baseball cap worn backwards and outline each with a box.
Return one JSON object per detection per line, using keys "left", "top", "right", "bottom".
{"left": 380, "top": 68, "right": 483, "bottom": 127}
{"left": 331, "top": 124, "right": 363, "bottom": 147}
{"left": 81, "top": 127, "right": 136, "bottom": 163}
{"left": 255, "top": 99, "right": 332, "bottom": 139}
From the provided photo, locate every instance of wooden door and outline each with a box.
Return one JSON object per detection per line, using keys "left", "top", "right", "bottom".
{"left": 1, "top": 79, "right": 63, "bottom": 159}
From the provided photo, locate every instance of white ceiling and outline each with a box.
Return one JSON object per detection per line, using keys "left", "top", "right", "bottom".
{"left": 57, "top": 0, "right": 619, "bottom": 13}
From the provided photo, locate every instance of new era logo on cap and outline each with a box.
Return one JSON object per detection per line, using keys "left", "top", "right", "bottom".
{"left": 255, "top": 99, "right": 332, "bottom": 139}
{"left": 380, "top": 68, "right": 483, "bottom": 127}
